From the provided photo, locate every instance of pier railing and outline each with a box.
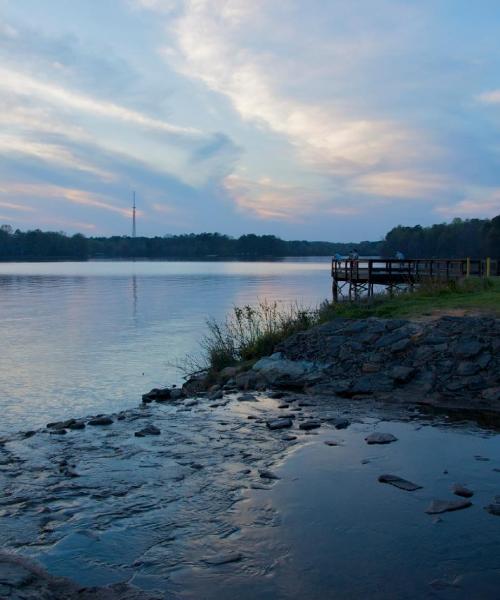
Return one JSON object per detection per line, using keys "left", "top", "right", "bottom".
{"left": 331, "top": 257, "right": 499, "bottom": 301}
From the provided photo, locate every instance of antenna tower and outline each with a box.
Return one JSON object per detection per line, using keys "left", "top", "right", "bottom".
{"left": 132, "top": 191, "right": 136, "bottom": 238}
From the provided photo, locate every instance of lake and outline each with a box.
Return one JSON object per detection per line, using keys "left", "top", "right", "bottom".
{"left": 0, "top": 259, "right": 332, "bottom": 434}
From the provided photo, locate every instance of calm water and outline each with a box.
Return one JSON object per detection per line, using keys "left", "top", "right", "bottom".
{"left": 0, "top": 259, "right": 331, "bottom": 434}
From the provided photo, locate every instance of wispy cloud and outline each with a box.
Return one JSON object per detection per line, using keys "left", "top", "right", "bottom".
{"left": 435, "top": 194, "right": 500, "bottom": 218}
{"left": 0, "top": 183, "right": 134, "bottom": 218}
{"left": 0, "top": 66, "right": 201, "bottom": 138}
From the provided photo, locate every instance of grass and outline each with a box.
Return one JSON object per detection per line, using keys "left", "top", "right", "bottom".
{"left": 197, "top": 278, "right": 500, "bottom": 374}
{"left": 319, "top": 277, "right": 500, "bottom": 320}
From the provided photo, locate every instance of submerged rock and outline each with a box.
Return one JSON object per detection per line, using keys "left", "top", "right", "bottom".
{"left": 452, "top": 483, "right": 474, "bottom": 498}
{"left": 365, "top": 432, "right": 398, "bottom": 445}
{"left": 378, "top": 474, "right": 422, "bottom": 491}
{"left": 425, "top": 499, "right": 472, "bottom": 514}
{"left": 299, "top": 420, "right": 321, "bottom": 431}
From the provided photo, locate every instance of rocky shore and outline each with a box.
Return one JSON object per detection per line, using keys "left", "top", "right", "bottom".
{"left": 1, "top": 315, "right": 499, "bottom": 598}
{"left": 179, "top": 315, "right": 500, "bottom": 417}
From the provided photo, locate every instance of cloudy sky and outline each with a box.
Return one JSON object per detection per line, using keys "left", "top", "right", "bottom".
{"left": 1, "top": 0, "right": 500, "bottom": 241}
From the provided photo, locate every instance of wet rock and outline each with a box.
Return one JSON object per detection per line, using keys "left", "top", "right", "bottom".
{"left": 452, "top": 483, "right": 473, "bottom": 498}
{"left": 390, "top": 366, "right": 415, "bottom": 383}
{"left": 67, "top": 420, "right": 85, "bottom": 430}
{"left": 299, "top": 420, "right": 321, "bottom": 431}
{"left": 204, "top": 552, "right": 242, "bottom": 565}
{"left": 238, "top": 393, "right": 258, "bottom": 402}
{"left": 170, "top": 388, "right": 184, "bottom": 400}
{"left": 282, "top": 434, "right": 297, "bottom": 441}
{"left": 332, "top": 417, "right": 350, "bottom": 430}
{"left": 378, "top": 474, "right": 422, "bottom": 491}
{"left": 278, "top": 403, "right": 290, "bottom": 409}
{"left": 484, "top": 499, "right": 500, "bottom": 516}
{"left": 208, "top": 389, "right": 223, "bottom": 400}
{"left": 269, "top": 391, "right": 286, "bottom": 399}
{"left": 88, "top": 416, "right": 113, "bottom": 426}
{"left": 365, "top": 432, "right": 398, "bottom": 445}
{"left": 50, "top": 429, "right": 67, "bottom": 435}
{"left": 266, "top": 417, "right": 293, "bottom": 430}
{"left": 425, "top": 499, "right": 472, "bottom": 514}
{"left": 324, "top": 440, "right": 340, "bottom": 446}
{"left": 351, "top": 374, "right": 393, "bottom": 395}
{"left": 259, "top": 469, "right": 280, "bottom": 480}
{"left": 184, "top": 399, "right": 198, "bottom": 407}
{"left": 134, "top": 424, "right": 161, "bottom": 437}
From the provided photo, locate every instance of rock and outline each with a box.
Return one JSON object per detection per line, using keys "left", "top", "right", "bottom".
{"left": 170, "top": 388, "right": 184, "bottom": 400}
{"left": 208, "top": 389, "right": 223, "bottom": 400}
{"left": 299, "top": 420, "right": 321, "bottom": 430}
{"left": 278, "top": 403, "right": 290, "bottom": 409}
{"left": 351, "top": 374, "right": 393, "bottom": 395}
{"left": 484, "top": 501, "right": 500, "bottom": 516}
{"left": 282, "top": 434, "right": 297, "bottom": 441}
{"left": 361, "top": 363, "right": 380, "bottom": 373}
{"left": 50, "top": 428, "right": 67, "bottom": 435}
{"left": 390, "top": 366, "right": 415, "bottom": 383}
{"left": 184, "top": 399, "right": 198, "bottom": 407}
{"left": 454, "top": 340, "right": 483, "bottom": 358}
{"left": 482, "top": 387, "right": 500, "bottom": 402}
{"left": 269, "top": 391, "right": 286, "bottom": 399}
{"left": 378, "top": 474, "right": 422, "bottom": 491}
{"left": 452, "top": 483, "right": 473, "bottom": 498}
{"left": 134, "top": 424, "right": 161, "bottom": 437}
{"left": 457, "top": 362, "right": 480, "bottom": 376}
{"left": 324, "top": 440, "right": 340, "bottom": 446}
{"left": 365, "top": 432, "right": 398, "bottom": 445}
{"left": 425, "top": 499, "right": 472, "bottom": 514}
{"left": 142, "top": 387, "right": 172, "bottom": 403}
{"left": 67, "top": 420, "right": 85, "bottom": 430}
{"left": 390, "top": 338, "right": 411, "bottom": 353}
{"left": 204, "top": 552, "right": 242, "bottom": 565}
{"left": 238, "top": 393, "right": 257, "bottom": 402}
{"left": 252, "top": 353, "right": 322, "bottom": 387}
{"left": 332, "top": 417, "right": 350, "bottom": 430}
{"left": 219, "top": 365, "right": 241, "bottom": 380}
{"left": 182, "top": 372, "right": 209, "bottom": 396}
{"left": 266, "top": 417, "right": 293, "bottom": 430}
{"left": 88, "top": 416, "right": 113, "bottom": 426}
{"left": 259, "top": 469, "right": 280, "bottom": 480}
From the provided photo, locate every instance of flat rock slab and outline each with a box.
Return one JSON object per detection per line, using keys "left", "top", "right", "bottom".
{"left": 378, "top": 474, "right": 422, "bottom": 491}
{"left": 299, "top": 420, "right": 321, "bottom": 431}
{"left": 266, "top": 418, "right": 293, "bottom": 430}
{"left": 203, "top": 552, "right": 242, "bottom": 566}
{"left": 426, "top": 499, "right": 472, "bottom": 514}
{"left": 365, "top": 432, "right": 398, "bottom": 445}
{"left": 238, "top": 393, "right": 258, "bottom": 402}
{"left": 452, "top": 483, "right": 473, "bottom": 498}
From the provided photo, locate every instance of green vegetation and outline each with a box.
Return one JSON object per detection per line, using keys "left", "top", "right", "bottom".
{"left": 200, "top": 278, "right": 500, "bottom": 372}
{"left": 201, "top": 301, "right": 317, "bottom": 372}
{"left": 319, "top": 278, "right": 500, "bottom": 320}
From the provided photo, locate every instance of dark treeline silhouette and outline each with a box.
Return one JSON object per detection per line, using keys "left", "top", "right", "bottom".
{"left": 380, "top": 216, "right": 500, "bottom": 258}
{"left": 1, "top": 216, "right": 499, "bottom": 261}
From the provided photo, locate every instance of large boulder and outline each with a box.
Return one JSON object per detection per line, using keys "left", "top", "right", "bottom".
{"left": 252, "top": 353, "right": 324, "bottom": 388}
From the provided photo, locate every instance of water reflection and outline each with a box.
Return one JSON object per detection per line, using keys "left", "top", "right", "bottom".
{"left": 0, "top": 260, "right": 331, "bottom": 433}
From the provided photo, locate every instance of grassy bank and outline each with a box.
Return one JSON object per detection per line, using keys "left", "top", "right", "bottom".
{"left": 200, "top": 278, "right": 500, "bottom": 373}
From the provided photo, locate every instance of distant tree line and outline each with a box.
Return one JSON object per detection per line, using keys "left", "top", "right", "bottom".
{"left": 0, "top": 216, "right": 499, "bottom": 261}
{"left": 380, "top": 216, "right": 500, "bottom": 258}
{"left": 0, "top": 227, "right": 379, "bottom": 260}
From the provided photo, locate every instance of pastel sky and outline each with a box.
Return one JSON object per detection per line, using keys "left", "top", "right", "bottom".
{"left": 1, "top": 0, "right": 500, "bottom": 241}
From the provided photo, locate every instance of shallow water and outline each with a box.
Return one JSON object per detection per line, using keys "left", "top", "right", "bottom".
{"left": 0, "top": 259, "right": 331, "bottom": 434}
{"left": 1, "top": 393, "right": 499, "bottom": 599}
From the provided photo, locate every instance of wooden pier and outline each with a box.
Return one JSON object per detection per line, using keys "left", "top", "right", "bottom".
{"left": 331, "top": 258, "right": 500, "bottom": 301}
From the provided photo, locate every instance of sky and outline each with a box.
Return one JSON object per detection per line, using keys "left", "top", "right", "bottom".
{"left": 1, "top": 0, "right": 500, "bottom": 241}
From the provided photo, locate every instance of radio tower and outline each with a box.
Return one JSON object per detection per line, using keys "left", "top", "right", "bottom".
{"left": 132, "top": 191, "right": 136, "bottom": 238}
